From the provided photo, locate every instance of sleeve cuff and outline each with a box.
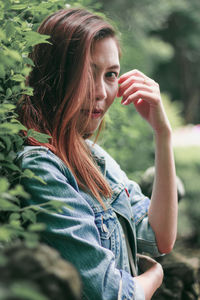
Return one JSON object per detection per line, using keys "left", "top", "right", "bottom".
{"left": 136, "top": 216, "right": 164, "bottom": 257}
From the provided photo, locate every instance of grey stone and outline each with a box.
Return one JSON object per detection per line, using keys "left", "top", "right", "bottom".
{"left": 0, "top": 243, "right": 81, "bottom": 300}
{"left": 152, "top": 250, "right": 200, "bottom": 300}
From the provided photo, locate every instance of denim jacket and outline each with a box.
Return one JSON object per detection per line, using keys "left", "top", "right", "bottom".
{"left": 17, "top": 140, "right": 161, "bottom": 300}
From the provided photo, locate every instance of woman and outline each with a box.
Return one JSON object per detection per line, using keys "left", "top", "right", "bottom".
{"left": 17, "top": 8, "right": 178, "bottom": 300}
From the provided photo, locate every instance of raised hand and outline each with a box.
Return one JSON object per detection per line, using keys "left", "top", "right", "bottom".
{"left": 118, "top": 69, "right": 171, "bottom": 135}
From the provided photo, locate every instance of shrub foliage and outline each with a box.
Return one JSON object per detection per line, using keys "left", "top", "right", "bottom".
{"left": 0, "top": 0, "right": 100, "bottom": 247}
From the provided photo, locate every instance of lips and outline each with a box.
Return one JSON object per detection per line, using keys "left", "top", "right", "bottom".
{"left": 81, "top": 108, "right": 103, "bottom": 119}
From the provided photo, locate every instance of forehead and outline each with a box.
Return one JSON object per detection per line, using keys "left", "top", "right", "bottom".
{"left": 91, "top": 37, "right": 120, "bottom": 68}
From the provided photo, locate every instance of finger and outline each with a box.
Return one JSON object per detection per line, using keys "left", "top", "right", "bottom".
{"left": 121, "top": 83, "right": 153, "bottom": 103}
{"left": 122, "top": 90, "right": 160, "bottom": 106}
{"left": 118, "top": 76, "right": 152, "bottom": 97}
{"left": 118, "top": 69, "right": 157, "bottom": 86}
{"left": 118, "top": 69, "right": 145, "bottom": 83}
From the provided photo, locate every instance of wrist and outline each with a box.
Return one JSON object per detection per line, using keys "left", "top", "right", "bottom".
{"left": 154, "top": 125, "right": 172, "bottom": 140}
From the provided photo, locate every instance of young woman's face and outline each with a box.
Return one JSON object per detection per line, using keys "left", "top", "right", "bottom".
{"left": 80, "top": 37, "right": 120, "bottom": 136}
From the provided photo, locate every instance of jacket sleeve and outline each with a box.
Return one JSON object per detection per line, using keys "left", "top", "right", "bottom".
{"left": 126, "top": 180, "right": 162, "bottom": 257}
{"left": 18, "top": 149, "right": 145, "bottom": 300}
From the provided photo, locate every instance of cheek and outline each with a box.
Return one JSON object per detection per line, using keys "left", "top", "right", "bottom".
{"left": 108, "top": 83, "right": 118, "bottom": 106}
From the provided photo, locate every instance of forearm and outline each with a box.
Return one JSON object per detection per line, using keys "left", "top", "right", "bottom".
{"left": 148, "top": 129, "right": 178, "bottom": 254}
{"left": 136, "top": 263, "right": 163, "bottom": 300}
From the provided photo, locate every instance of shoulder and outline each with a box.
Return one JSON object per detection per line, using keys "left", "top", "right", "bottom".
{"left": 16, "top": 146, "right": 94, "bottom": 214}
{"left": 16, "top": 145, "right": 74, "bottom": 181}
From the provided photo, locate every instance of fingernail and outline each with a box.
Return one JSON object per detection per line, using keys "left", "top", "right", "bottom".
{"left": 122, "top": 99, "right": 128, "bottom": 105}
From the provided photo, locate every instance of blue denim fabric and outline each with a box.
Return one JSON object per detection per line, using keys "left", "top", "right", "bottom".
{"left": 17, "top": 140, "right": 161, "bottom": 300}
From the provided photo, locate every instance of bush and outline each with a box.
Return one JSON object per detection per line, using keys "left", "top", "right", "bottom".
{"left": 0, "top": 0, "right": 70, "bottom": 248}
{"left": 0, "top": 0, "right": 100, "bottom": 246}
{"left": 0, "top": 0, "right": 96, "bottom": 298}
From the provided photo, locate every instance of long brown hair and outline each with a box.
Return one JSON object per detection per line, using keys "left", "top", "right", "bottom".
{"left": 18, "top": 8, "right": 120, "bottom": 206}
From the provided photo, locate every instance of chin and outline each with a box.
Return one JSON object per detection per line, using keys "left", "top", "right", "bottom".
{"left": 82, "top": 119, "right": 103, "bottom": 139}
{"left": 82, "top": 127, "right": 98, "bottom": 139}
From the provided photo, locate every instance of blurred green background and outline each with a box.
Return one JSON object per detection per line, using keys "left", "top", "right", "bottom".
{"left": 0, "top": 0, "right": 200, "bottom": 249}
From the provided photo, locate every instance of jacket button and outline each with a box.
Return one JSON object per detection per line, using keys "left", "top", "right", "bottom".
{"left": 102, "top": 223, "right": 108, "bottom": 233}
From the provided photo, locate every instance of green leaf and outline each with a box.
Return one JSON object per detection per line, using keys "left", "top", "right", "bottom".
{"left": 9, "top": 219, "right": 21, "bottom": 227}
{"left": 0, "top": 162, "right": 21, "bottom": 172}
{"left": 0, "top": 104, "right": 16, "bottom": 112}
{"left": 41, "top": 199, "right": 72, "bottom": 213}
{"left": 23, "top": 86, "right": 33, "bottom": 96}
{"left": 0, "top": 135, "right": 12, "bottom": 152}
{"left": 11, "top": 74, "right": 25, "bottom": 82}
{"left": 0, "top": 178, "right": 10, "bottom": 193}
{"left": 10, "top": 184, "right": 30, "bottom": 199}
{"left": 11, "top": 4, "right": 29, "bottom": 10}
{"left": 22, "top": 210, "right": 36, "bottom": 223}
{"left": 21, "top": 66, "right": 32, "bottom": 77}
{"left": 9, "top": 213, "right": 21, "bottom": 221}
{"left": 0, "top": 122, "right": 26, "bottom": 134}
{"left": 0, "top": 198, "right": 19, "bottom": 211}
{"left": 6, "top": 88, "right": 12, "bottom": 98}
{"left": 12, "top": 139, "right": 24, "bottom": 152}
{"left": 0, "top": 103, "right": 15, "bottom": 114}
{"left": 46, "top": 199, "right": 65, "bottom": 211}
{"left": 24, "top": 31, "right": 51, "bottom": 48}
{"left": 23, "top": 169, "right": 46, "bottom": 185}
{"left": 5, "top": 20, "right": 16, "bottom": 38}
{"left": 0, "top": 141, "right": 5, "bottom": 149}
{"left": 0, "top": 226, "right": 13, "bottom": 242}
{"left": 27, "top": 129, "right": 51, "bottom": 143}
{"left": 24, "top": 234, "right": 39, "bottom": 248}
{"left": 1, "top": 192, "right": 20, "bottom": 204}
{"left": 23, "top": 169, "right": 35, "bottom": 178}
{"left": 28, "top": 223, "right": 46, "bottom": 232}
{"left": 23, "top": 56, "right": 35, "bottom": 67}
{"left": 4, "top": 47, "right": 22, "bottom": 62}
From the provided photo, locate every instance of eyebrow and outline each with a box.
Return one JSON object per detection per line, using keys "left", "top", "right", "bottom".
{"left": 108, "top": 64, "right": 120, "bottom": 70}
{"left": 92, "top": 63, "right": 120, "bottom": 70}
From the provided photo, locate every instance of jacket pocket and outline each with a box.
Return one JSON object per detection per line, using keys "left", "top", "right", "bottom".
{"left": 95, "top": 208, "right": 120, "bottom": 257}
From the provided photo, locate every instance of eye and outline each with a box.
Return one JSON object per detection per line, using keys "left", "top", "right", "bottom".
{"left": 105, "top": 71, "right": 118, "bottom": 80}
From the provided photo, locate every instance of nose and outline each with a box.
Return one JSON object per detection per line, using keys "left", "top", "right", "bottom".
{"left": 95, "top": 78, "right": 107, "bottom": 101}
